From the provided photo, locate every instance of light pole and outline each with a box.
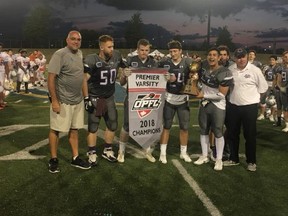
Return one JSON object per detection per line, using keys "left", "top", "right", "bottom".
{"left": 207, "top": 7, "right": 211, "bottom": 47}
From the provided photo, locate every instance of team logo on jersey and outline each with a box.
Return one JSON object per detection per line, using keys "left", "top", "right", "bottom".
{"left": 131, "top": 62, "right": 139, "bottom": 68}
{"left": 164, "top": 65, "right": 170, "bottom": 70}
{"left": 131, "top": 93, "right": 162, "bottom": 118}
{"left": 96, "top": 62, "right": 102, "bottom": 68}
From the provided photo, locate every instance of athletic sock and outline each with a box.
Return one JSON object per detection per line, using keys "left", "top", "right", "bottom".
{"left": 88, "top": 146, "right": 96, "bottom": 152}
{"left": 180, "top": 145, "right": 187, "bottom": 154}
{"left": 104, "top": 143, "right": 112, "bottom": 151}
{"left": 215, "top": 136, "right": 225, "bottom": 160}
{"left": 200, "top": 135, "right": 209, "bottom": 157}
{"left": 119, "top": 141, "right": 126, "bottom": 152}
{"left": 160, "top": 144, "right": 167, "bottom": 155}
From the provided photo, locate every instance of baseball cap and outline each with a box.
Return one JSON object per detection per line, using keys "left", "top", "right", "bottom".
{"left": 234, "top": 48, "right": 247, "bottom": 58}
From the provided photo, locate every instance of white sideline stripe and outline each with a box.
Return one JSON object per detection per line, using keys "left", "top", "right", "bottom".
{"left": 172, "top": 159, "right": 222, "bottom": 216}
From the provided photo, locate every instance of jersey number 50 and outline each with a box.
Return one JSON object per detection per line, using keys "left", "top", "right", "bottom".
{"left": 100, "top": 69, "right": 117, "bottom": 85}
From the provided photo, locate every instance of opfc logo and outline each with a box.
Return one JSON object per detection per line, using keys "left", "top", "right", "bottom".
{"left": 132, "top": 93, "right": 161, "bottom": 118}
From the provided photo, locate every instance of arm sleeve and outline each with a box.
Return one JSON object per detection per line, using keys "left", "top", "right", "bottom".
{"left": 204, "top": 92, "right": 225, "bottom": 101}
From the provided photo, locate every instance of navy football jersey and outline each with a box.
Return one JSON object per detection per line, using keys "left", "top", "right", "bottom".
{"left": 158, "top": 57, "right": 192, "bottom": 94}
{"left": 263, "top": 65, "right": 276, "bottom": 82}
{"left": 127, "top": 55, "right": 158, "bottom": 68}
{"left": 200, "top": 66, "right": 233, "bottom": 89}
{"left": 274, "top": 64, "right": 288, "bottom": 87}
{"left": 84, "top": 50, "right": 127, "bottom": 98}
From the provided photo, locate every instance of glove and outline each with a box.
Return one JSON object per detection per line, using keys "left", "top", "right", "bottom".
{"left": 164, "top": 72, "right": 170, "bottom": 81}
{"left": 200, "top": 98, "right": 210, "bottom": 107}
{"left": 123, "top": 68, "right": 132, "bottom": 77}
{"left": 84, "top": 97, "right": 94, "bottom": 113}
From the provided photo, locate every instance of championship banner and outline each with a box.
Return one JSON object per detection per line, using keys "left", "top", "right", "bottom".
{"left": 128, "top": 68, "right": 167, "bottom": 149}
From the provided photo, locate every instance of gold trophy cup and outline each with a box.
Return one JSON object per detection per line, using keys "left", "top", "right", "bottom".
{"left": 181, "top": 61, "right": 201, "bottom": 96}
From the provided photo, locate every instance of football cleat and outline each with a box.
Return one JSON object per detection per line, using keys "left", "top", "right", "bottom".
{"left": 194, "top": 156, "right": 209, "bottom": 165}
{"left": 117, "top": 151, "right": 125, "bottom": 163}
{"left": 159, "top": 155, "right": 167, "bottom": 164}
{"left": 102, "top": 149, "right": 118, "bottom": 163}
{"left": 214, "top": 159, "right": 223, "bottom": 171}
{"left": 180, "top": 153, "right": 192, "bottom": 163}
{"left": 87, "top": 150, "right": 98, "bottom": 166}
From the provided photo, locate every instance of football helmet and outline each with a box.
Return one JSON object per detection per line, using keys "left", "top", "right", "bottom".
{"left": 266, "top": 95, "right": 276, "bottom": 106}
{"left": 10, "top": 70, "right": 17, "bottom": 77}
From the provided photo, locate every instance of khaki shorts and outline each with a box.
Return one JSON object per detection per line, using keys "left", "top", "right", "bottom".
{"left": 50, "top": 101, "right": 84, "bottom": 132}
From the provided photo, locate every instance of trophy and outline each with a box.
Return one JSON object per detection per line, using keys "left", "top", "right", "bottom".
{"left": 181, "top": 61, "right": 201, "bottom": 96}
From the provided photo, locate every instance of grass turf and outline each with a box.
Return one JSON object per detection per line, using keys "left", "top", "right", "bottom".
{"left": 0, "top": 91, "right": 288, "bottom": 216}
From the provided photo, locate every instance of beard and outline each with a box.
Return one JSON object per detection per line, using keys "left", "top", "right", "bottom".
{"left": 104, "top": 51, "right": 112, "bottom": 61}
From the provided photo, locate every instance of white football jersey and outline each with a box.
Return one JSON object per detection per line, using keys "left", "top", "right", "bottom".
{"left": 17, "top": 56, "right": 30, "bottom": 73}
{"left": 0, "top": 52, "right": 9, "bottom": 73}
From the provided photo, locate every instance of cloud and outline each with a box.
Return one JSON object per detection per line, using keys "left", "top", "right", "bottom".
{"left": 93, "top": 0, "right": 288, "bottom": 20}
{"left": 256, "top": 28, "right": 288, "bottom": 38}
{"left": 46, "top": 0, "right": 288, "bottom": 20}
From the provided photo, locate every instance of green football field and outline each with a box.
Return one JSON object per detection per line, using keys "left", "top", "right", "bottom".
{"left": 0, "top": 90, "right": 287, "bottom": 216}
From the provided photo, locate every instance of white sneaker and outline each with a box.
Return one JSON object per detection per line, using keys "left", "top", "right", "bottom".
{"left": 257, "top": 114, "right": 265, "bottom": 120}
{"left": 282, "top": 127, "right": 288, "bottom": 132}
{"left": 145, "top": 152, "right": 156, "bottom": 163}
{"left": 214, "top": 159, "right": 223, "bottom": 171}
{"left": 159, "top": 155, "right": 167, "bottom": 164}
{"left": 180, "top": 153, "right": 192, "bottom": 163}
{"left": 194, "top": 156, "right": 209, "bottom": 165}
{"left": 87, "top": 151, "right": 98, "bottom": 166}
{"left": 269, "top": 115, "right": 274, "bottom": 122}
{"left": 247, "top": 163, "right": 257, "bottom": 172}
{"left": 117, "top": 151, "right": 125, "bottom": 163}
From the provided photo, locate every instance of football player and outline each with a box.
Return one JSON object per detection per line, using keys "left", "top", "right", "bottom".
{"left": 35, "top": 53, "right": 47, "bottom": 86}
{"left": 83, "top": 35, "right": 128, "bottom": 165}
{"left": 117, "top": 39, "right": 160, "bottom": 163}
{"left": 248, "top": 50, "right": 262, "bottom": 69}
{"left": 275, "top": 51, "right": 288, "bottom": 132}
{"left": 0, "top": 43, "right": 9, "bottom": 109}
{"left": 16, "top": 49, "right": 30, "bottom": 93}
{"left": 257, "top": 55, "right": 278, "bottom": 121}
{"left": 194, "top": 47, "right": 233, "bottom": 171}
{"left": 157, "top": 40, "right": 193, "bottom": 164}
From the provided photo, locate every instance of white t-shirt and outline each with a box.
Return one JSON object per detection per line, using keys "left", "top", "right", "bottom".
{"left": 228, "top": 62, "right": 268, "bottom": 106}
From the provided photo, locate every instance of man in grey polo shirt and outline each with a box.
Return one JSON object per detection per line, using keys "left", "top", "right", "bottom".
{"left": 47, "top": 30, "right": 91, "bottom": 173}
{"left": 225, "top": 48, "right": 268, "bottom": 172}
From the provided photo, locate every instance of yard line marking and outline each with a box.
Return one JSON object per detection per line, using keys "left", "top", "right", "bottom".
{"left": 0, "top": 133, "right": 66, "bottom": 161}
{"left": 15, "top": 99, "right": 22, "bottom": 103}
{"left": 0, "top": 125, "right": 145, "bottom": 160}
{"left": 172, "top": 159, "right": 223, "bottom": 216}
{"left": 0, "top": 124, "right": 49, "bottom": 136}
{"left": 83, "top": 125, "right": 146, "bottom": 159}
{"left": 172, "top": 124, "right": 199, "bottom": 127}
